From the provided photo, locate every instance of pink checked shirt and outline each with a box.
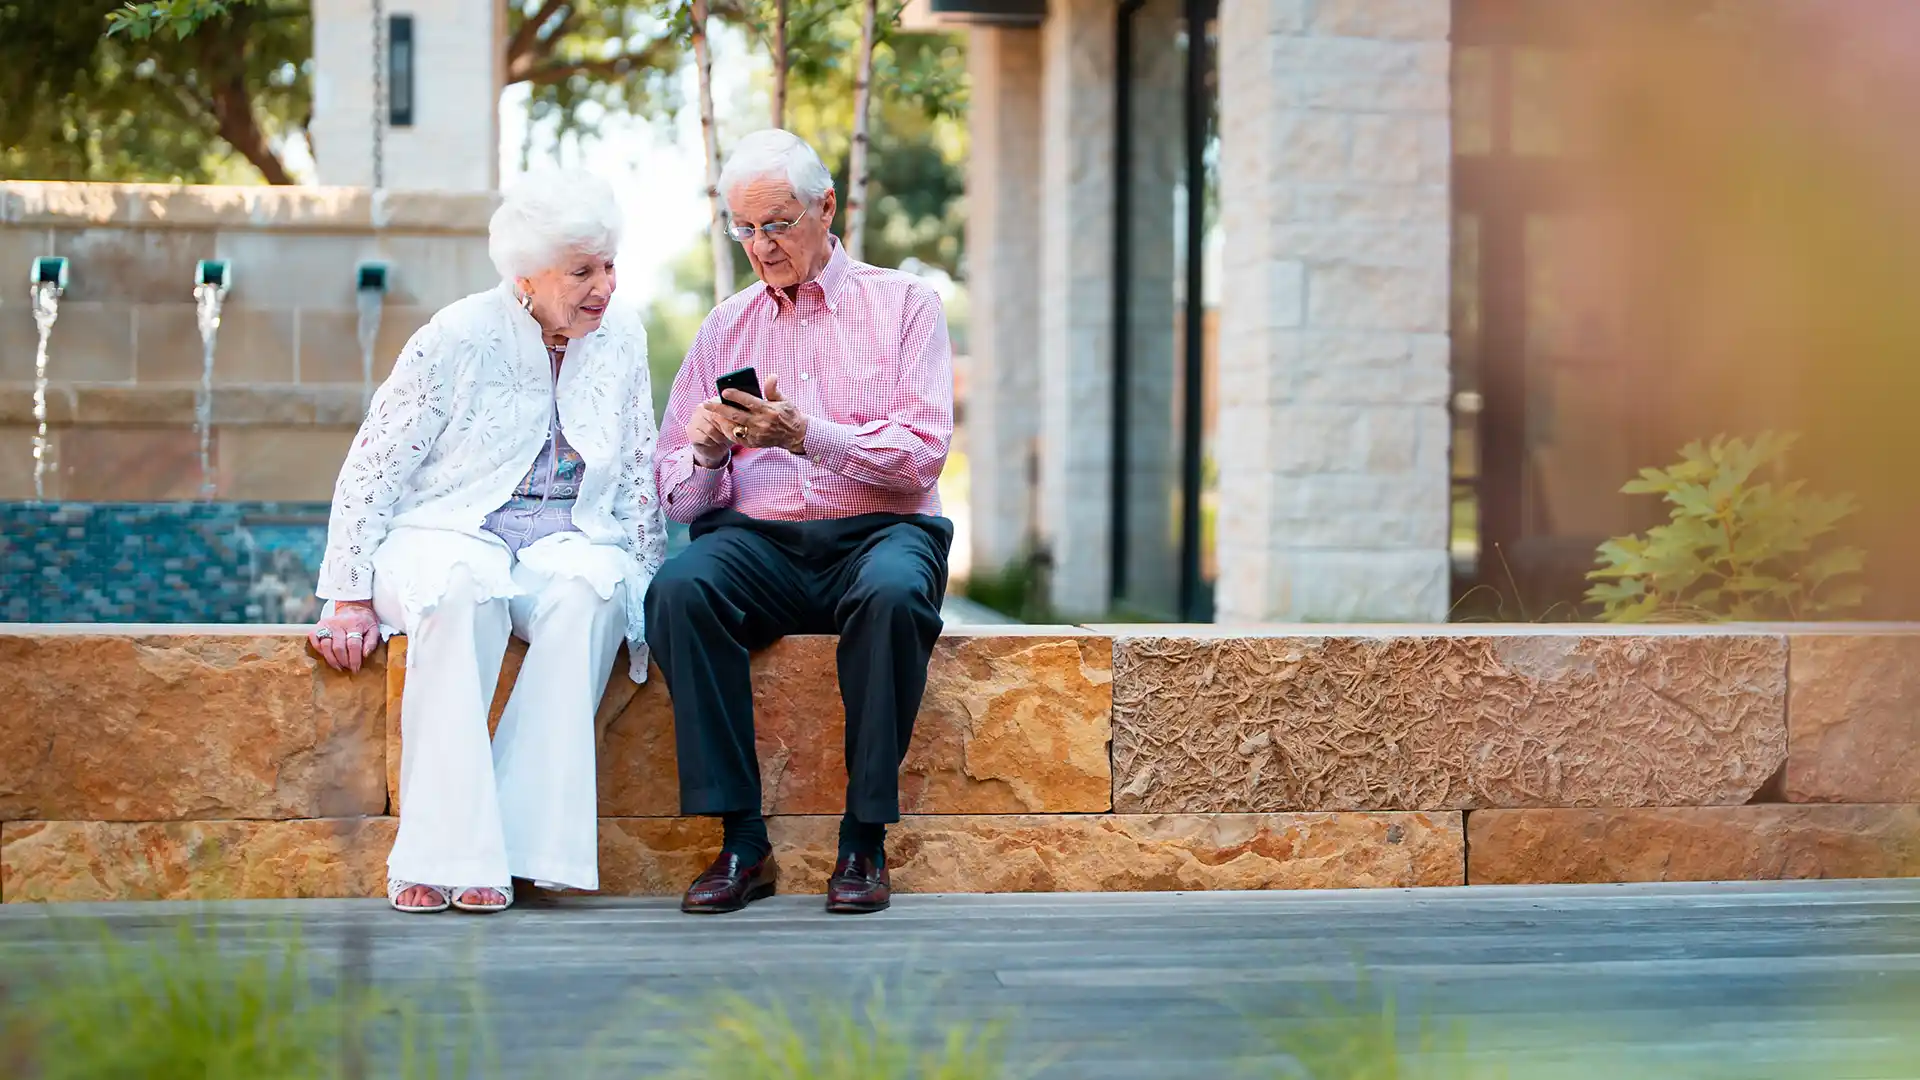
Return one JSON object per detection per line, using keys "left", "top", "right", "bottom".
{"left": 655, "top": 240, "right": 954, "bottom": 523}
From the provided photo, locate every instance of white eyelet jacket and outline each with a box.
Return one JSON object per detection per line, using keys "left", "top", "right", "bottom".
{"left": 314, "top": 283, "right": 669, "bottom": 681}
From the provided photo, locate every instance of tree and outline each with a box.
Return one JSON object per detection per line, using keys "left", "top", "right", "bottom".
{"left": 680, "top": 0, "right": 734, "bottom": 304}
{"left": 3, "top": 0, "right": 685, "bottom": 186}
{"left": 845, "top": 0, "right": 877, "bottom": 261}
{"left": 1, "top": 0, "right": 308, "bottom": 184}
{"left": 769, "top": 0, "right": 787, "bottom": 127}
{"left": 784, "top": 23, "right": 968, "bottom": 273}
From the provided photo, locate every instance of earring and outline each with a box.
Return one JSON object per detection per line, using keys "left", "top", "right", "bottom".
{"left": 516, "top": 283, "right": 533, "bottom": 313}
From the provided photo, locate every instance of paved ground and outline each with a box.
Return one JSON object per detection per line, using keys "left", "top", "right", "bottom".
{"left": 4, "top": 879, "right": 1919, "bottom": 1078}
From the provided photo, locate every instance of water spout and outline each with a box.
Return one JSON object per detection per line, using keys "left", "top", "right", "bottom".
{"left": 27, "top": 257, "right": 67, "bottom": 503}
{"left": 354, "top": 261, "right": 388, "bottom": 413}
{"left": 193, "top": 259, "right": 232, "bottom": 500}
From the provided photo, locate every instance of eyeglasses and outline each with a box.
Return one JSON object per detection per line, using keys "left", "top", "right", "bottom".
{"left": 727, "top": 207, "right": 811, "bottom": 243}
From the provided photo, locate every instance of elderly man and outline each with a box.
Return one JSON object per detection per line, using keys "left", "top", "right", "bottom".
{"left": 647, "top": 129, "right": 953, "bottom": 916}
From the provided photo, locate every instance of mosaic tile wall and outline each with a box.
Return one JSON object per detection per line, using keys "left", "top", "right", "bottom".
{"left": 0, "top": 502, "right": 332, "bottom": 623}
{"left": 0, "top": 502, "right": 694, "bottom": 624}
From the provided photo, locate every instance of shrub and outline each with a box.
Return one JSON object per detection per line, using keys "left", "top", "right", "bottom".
{"left": 1586, "top": 431, "right": 1866, "bottom": 622}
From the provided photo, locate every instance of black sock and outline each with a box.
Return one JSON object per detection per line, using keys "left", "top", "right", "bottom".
{"left": 837, "top": 814, "right": 886, "bottom": 861}
{"left": 721, "top": 809, "right": 771, "bottom": 863}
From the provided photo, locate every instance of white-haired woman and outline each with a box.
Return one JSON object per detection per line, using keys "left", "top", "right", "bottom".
{"left": 309, "top": 172, "right": 666, "bottom": 915}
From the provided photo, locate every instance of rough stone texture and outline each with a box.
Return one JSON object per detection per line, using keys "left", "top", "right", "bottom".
{"left": 389, "top": 633, "right": 1114, "bottom": 816}
{"left": 1112, "top": 632, "right": 1788, "bottom": 813}
{"left": 0, "top": 632, "right": 387, "bottom": 821}
{"left": 1787, "top": 633, "right": 1920, "bottom": 803}
{"left": 1468, "top": 805, "right": 1920, "bottom": 885}
{"left": 596, "top": 817, "right": 725, "bottom": 896}
{"left": 1, "top": 818, "right": 396, "bottom": 902}
{"left": 2, "top": 812, "right": 1458, "bottom": 901}
{"left": 755, "top": 812, "right": 1463, "bottom": 895}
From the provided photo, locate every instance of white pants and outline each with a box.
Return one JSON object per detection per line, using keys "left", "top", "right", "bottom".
{"left": 372, "top": 527, "right": 629, "bottom": 892}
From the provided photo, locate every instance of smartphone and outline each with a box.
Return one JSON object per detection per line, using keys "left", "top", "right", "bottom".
{"left": 716, "top": 365, "right": 762, "bottom": 403}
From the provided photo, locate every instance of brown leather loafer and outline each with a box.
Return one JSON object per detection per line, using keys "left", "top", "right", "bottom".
{"left": 825, "top": 852, "right": 890, "bottom": 914}
{"left": 681, "top": 851, "right": 776, "bottom": 914}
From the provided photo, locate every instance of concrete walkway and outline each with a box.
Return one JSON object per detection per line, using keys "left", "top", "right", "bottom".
{"left": 4, "top": 879, "right": 1918, "bottom": 1078}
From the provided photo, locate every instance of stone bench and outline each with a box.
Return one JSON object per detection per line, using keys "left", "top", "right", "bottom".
{"left": 2, "top": 623, "right": 1915, "bottom": 902}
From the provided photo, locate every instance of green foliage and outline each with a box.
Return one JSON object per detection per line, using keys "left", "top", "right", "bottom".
{"left": 2, "top": 917, "right": 491, "bottom": 1079}
{"left": 509, "top": 0, "right": 684, "bottom": 164}
{"left": 104, "top": 0, "right": 256, "bottom": 38}
{"left": 647, "top": 987, "right": 1013, "bottom": 1080}
{"left": 0, "top": 0, "right": 309, "bottom": 184}
{"left": 1585, "top": 431, "right": 1867, "bottom": 622}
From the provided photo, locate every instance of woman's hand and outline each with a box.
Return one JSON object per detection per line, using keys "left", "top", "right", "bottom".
{"left": 311, "top": 600, "right": 380, "bottom": 673}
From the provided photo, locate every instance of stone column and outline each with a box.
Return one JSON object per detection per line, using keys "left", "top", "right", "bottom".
{"left": 963, "top": 27, "right": 1044, "bottom": 581}
{"left": 1037, "top": 0, "right": 1117, "bottom": 617}
{"left": 311, "top": 0, "right": 500, "bottom": 191}
{"left": 1214, "top": 0, "right": 1453, "bottom": 622}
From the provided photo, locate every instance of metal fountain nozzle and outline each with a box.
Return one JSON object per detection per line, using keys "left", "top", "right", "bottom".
{"left": 195, "top": 258, "right": 232, "bottom": 294}
{"left": 355, "top": 260, "right": 390, "bottom": 294}
{"left": 30, "top": 256, "right": 68, "bottom": 293}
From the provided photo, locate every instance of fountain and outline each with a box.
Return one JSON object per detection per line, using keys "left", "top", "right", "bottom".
{"left": 27, "top": 257, "right": 67, "bottom": 503}
{"left": 354, "top": 261, "right": 389, "bottom": 412}
{"left": 192, "top": 259, "right": 232, "bottom": 499}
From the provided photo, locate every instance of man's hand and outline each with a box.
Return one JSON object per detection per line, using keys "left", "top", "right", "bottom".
{"left": 310, "top": 600, "right": 379, "bottom": 673}
{"left": 717, "top": 375, "right": 809, "bottom": 456}
{"left": 687, "top": 402, "right": 734, "bottom": 469}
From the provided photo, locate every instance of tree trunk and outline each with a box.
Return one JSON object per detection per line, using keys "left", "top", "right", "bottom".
{"left": 691, "top": 0, "right": 734, "bottom": 302}
{"left": 846, "top": 0, "right": 878, "bottom": 261}
{"left": 198, "top": 17, "right": 295, "bottom": 185}
{"left": 771, "top": 0, "right": 789, "bottom": 128}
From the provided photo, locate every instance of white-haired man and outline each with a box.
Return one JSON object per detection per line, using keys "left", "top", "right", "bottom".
{"left": 646, "top": 129, "right": 954, "bottom": 915}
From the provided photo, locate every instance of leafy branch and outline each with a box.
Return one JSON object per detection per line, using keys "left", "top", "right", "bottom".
{"left": 1586, "top": 431, "right": 1867, "bottom": 622}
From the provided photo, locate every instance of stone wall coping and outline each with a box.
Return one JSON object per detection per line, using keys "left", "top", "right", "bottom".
{"left": 0, "top": 182, "right": 497, "bottom": 235}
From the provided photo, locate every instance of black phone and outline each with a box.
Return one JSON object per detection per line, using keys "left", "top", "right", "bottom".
{"left": 716, "top": 365, "right": 762, "bottom": 403}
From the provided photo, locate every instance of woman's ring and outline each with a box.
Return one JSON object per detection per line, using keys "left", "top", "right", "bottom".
{"left": 732, "top": 425, "right": 746, "bottom": 442}
{"left": 315, "top": 628, "right": 333, "bottom": 640}
{"left": 346, "top": 631, "right": 364, "bottom": 642}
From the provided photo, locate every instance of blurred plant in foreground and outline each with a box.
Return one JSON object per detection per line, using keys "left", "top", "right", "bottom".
{"left": 643, "top": 986, "right": 1018, "bottom": 1080}
{"left": 1586, "top": 431, "right": 1866, "bottom": 622}
{"left": 1, "top": 917, "right": 489, "bottom": 1080}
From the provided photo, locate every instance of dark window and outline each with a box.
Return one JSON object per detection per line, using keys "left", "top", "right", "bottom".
{"left": 389, "top": 15, "right": 415, "bottom": 128}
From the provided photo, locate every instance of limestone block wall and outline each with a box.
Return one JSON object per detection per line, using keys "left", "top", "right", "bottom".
{"left": 1214, "top": 0, "right": 1454, "bottom": 621}
{"left": 1, "top": 623, "right": 1914, "bottom": 902}
{"left": 311, "top": 0, "right": 502, "bottom": 192}
{"left": 0, "top": 182, "right": 499, "bottom": 502}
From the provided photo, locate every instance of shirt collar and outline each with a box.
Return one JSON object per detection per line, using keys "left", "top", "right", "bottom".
{"left": 761, "top": 236, "right": 852, "bottom": 313}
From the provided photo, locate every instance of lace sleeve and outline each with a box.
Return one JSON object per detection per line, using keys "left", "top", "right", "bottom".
{"left": 314, "top": 321, "right": 455, "bottom": 601}
{"left": 616, "top": 324, "right": 669, "bottom": 584}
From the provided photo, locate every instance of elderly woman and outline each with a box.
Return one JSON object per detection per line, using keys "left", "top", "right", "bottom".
{"left": 308, "top": 172, "right": 666, "bottom": 915}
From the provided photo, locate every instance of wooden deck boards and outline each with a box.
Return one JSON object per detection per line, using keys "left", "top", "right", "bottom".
{"left": 4, "top": 880, "right": 1918, "bottom": 1078}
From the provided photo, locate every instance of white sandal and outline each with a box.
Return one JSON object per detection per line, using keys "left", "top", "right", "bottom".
{"left": 388, "top": 879, "right": 451, "bottom": 914}
{"left": 451, "top": 882, "right": 513, "bottom": 913}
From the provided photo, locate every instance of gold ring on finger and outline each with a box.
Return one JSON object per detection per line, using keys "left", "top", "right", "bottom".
{"left": 733, "top": 426, "right": 746, "bottom": 441}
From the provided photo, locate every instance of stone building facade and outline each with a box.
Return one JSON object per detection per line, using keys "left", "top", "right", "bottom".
{"left": 311, "top": 0, "right": 502, "bottom": 191}
{"left": 959, "top": 0, "right": 1453, "bottom": 622}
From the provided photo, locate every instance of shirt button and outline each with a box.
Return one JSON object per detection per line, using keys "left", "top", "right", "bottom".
{"left": 800, "top": 372, "right": 810, "bottom": 381}
{"left": 801, "top": 319, "right": 810, "bottom": 327}
{"left": 804, "top": 480, "right": 814, "bottom": 491}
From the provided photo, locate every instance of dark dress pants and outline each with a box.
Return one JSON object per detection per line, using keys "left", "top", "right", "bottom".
{"left": 643, "top": 510, "right": 952, "bottom": 824}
